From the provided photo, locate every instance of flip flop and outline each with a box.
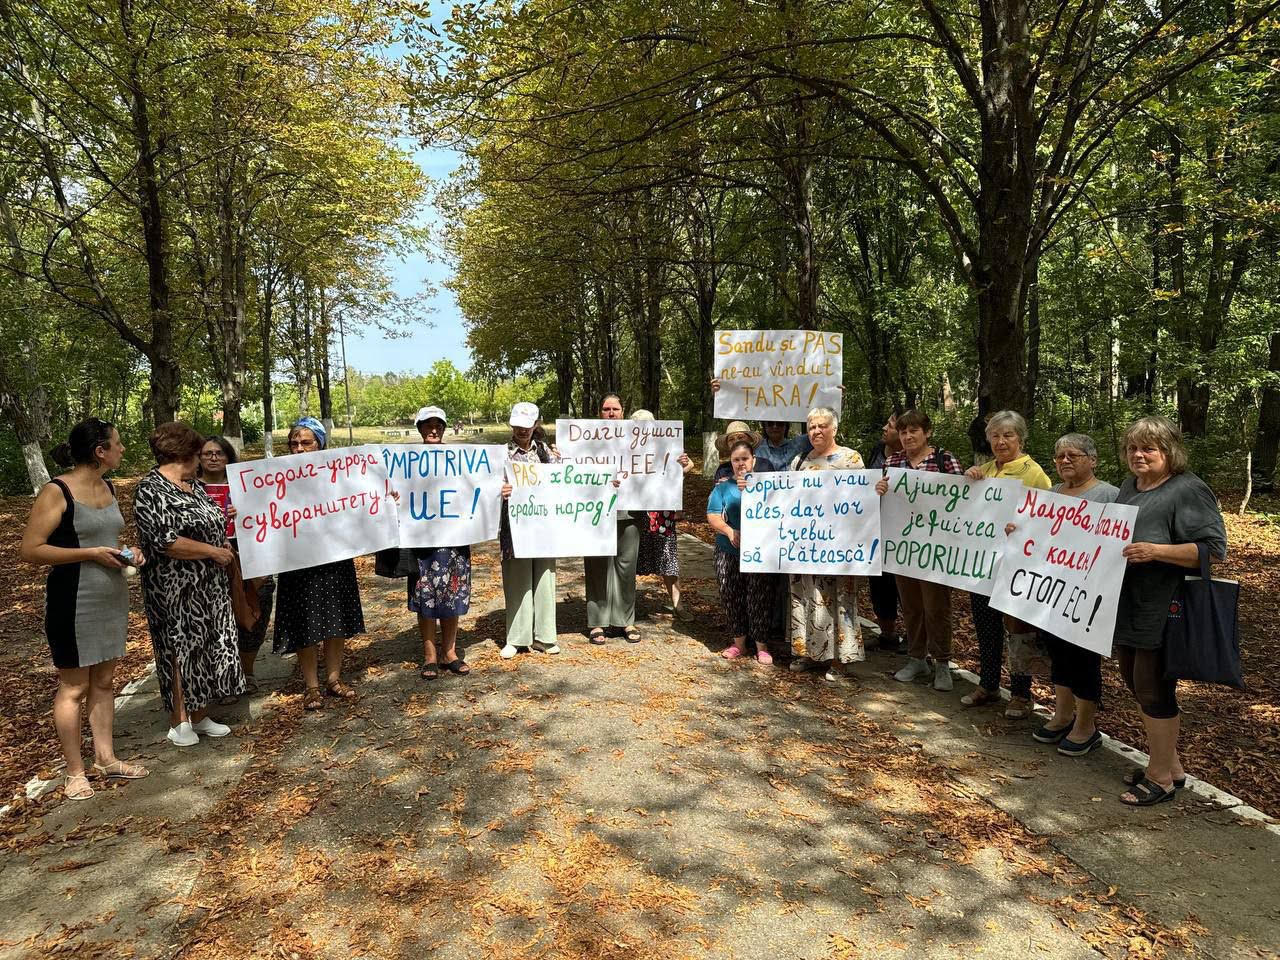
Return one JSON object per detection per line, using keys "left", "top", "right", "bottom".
{"left": 1120, "top": 776, "right": 1177, "bottom": 807}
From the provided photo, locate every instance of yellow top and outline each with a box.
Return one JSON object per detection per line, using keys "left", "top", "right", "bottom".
{"left": 980, "top": 453, "right": 1051, "bottom": 489}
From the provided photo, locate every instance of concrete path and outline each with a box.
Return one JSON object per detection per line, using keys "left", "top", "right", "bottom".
{"left": 0, "top": 538, "right": 1275, "bottom": 960}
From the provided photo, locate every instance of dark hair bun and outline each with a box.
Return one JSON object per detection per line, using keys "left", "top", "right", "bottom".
{"left": 56, "top": 418, "right": 116, "bottom": 467}
{"left": 50, "top": 442, "right": 74, "bottom": 469}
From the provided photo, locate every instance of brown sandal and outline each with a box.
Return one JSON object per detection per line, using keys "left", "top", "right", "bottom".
{"left": 960, "top": 687, "right": 997, "bottom": 708}
{"left": 303, "top": 686, "right": 324, "bottom": 710}
{"left": 326, "top": 681, "right": 356, "bottom": 700}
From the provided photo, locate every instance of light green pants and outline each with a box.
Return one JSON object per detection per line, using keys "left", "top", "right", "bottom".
{"left": 585, "top": 513, "right": 641, "bottom": 628}
{"left": 501, "top": 556, "right": 557, "bottom": 648}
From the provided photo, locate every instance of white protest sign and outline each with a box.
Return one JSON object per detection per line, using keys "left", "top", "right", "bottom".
{"left": 227, "top": 446, "right": 399, "bottom": 578}
{"left": 555, "top": 419, "right": 684, "bottom": 511}
{"left": 988, "top": 489, "right": 1138, "bottom": 656}
{"left": 505, "top": 460, "right": 619, "bottom": 558}
{"left": 379, "top": 444, "right": 506, "bottom": 547}
{"left": 739, "top": 470, "right": 882, "bottom": 575}
{"left": 879, "top": 469, "right": 1020, "bottom": 595}
{"left": 713, "top": 329, "right": 843, "bottom": 420}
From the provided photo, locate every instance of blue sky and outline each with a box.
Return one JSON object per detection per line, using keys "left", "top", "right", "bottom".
{"left": 342, "top": 142, "right": 470, "bottom": 377}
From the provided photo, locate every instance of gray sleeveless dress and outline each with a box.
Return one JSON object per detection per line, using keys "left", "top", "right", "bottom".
{"left": 45, "top": 479, "right": 130, "bottom": 669}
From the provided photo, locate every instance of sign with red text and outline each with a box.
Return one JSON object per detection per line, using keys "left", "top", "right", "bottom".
{"left": 739, "top": 469, "right": 882, "bottom": 575}
{"left": 505, "top": 461, "right": 619, "bottom": 558}
{"left": 227, "top": 447, "right": 399, "bottom": 578}
{"left": 989, "top": 489, "right": 1138, "bottom": 656}
{"left": 879, "top": 469, "right": 1020, "bottom": 595}
{"left": 378, "top": 444, "right": 506, "bottom": 547}
{"left": 713, "top": 329, "right": 843, "bottom": 419}
{"left": 555, "top": 419, "right": 684, "bottom": 510}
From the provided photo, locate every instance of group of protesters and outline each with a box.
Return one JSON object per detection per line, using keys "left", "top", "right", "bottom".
{"left": 21, "top": 385, "right": 1226, "bottom": 810}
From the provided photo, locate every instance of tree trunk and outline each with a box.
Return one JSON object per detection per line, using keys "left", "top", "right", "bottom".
{"left": 1252, "top": 331, "right": 1280, "bottom": 492}
{"left": 316, "top": 289, "right": 333, "bottom": 433}
{"left": 261, "top": 267, "right": 276, "bottom": 456}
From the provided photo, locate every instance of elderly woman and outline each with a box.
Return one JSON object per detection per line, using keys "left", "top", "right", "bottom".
{"left": 409, "top": 405, "right": 472, "bottom": 679}
{"left": 198, "top": 435, "right": 274, "bottom": 693}
{"left": 499, "top": 402, "right": 561, "bottom": 659}
{"left": 962, "top": 410, "right": 1052, "bottom": 718}
{"left": 787, "top": 407, "right": 866, "bottom": 681}
{"left": 1114, "top": 417, "right": 1225, "bottom": 806}
{"left": 875, "top": 410, "right": 966, "bottom": 691}
{"left": 631, "top": 409, "right": 696, "bottom": 619}
{"left": 134, "top": 422, "right": 244, "bottom": 746}
{"left": 706, "top": 439, "right": 775, "bottom": 663}
{"left": 1028, "top": 434, "right": 1120, "bottom": 755}
{"left": 21, "top": 419, "right": 150, "bottom": 799}
{"left": 273, "top": 418, "right": 365, "bottom": 710}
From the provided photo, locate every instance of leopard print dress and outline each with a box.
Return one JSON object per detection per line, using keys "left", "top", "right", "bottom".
{"left": 135, "top": 469, "right": 246, "bottom": 713}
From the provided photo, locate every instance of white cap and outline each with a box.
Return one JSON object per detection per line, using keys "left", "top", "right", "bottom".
{"left": 509, "top": 401, "right": 539, "bottom": 429}
{"left": 414, "top": 405, "right": 447, "bottom": 425}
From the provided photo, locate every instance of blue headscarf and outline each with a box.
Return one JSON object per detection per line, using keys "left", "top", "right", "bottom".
{"left": 291, "top": 416, "right": 328, "bottom": 450}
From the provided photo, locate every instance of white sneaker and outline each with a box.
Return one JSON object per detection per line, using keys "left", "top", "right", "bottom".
{"left": 933, "top": 662, "right": 954, "bottom": 691}
{"left": 167, "top": 722, "right": 199, "bottom": 747}
{"left": 192, "top": 717, "right": 231, "bottom": 738}
{"left": 894, "top": 657, "right": 932, "bottom": 683}
{"left": 500, "top": 644, "right": 520, "bottom": 659}
{"left": 532, "top": 642, "right": 560, "bottom": 655}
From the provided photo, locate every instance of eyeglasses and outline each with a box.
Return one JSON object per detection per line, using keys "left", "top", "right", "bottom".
{"left": 1054, "top": 453, "right": 1088, "bottom": 462}
{"left": 201, "top": 450, "right": 226, "bottom": 459}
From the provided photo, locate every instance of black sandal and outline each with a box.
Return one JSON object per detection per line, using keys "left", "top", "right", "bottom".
{"left": 444, "top": 659, "right": 470, "bottom": 675}
{"left": 1124, "top": 768, "right": 1186, "bottom": 789}
{"left": 623, "top": 626, "right": 641, "bottom": 644}
{"left": 420, "top": 662, "right": 439, "bottom": 680}
{"left": 1120, "top": 776, "right": 1176, "bottom": 807}
{"left": 589, "top": 628, "right": 606, "bottom": 645}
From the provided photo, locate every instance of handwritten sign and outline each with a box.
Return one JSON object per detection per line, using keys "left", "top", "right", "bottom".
{"left": 713, "top": 329, "right": 843, "bottom": 419}
{"left": 202, "top": 483, "right": 237, "bottom": 540}
{"left": 379, "top": 444, "right": 506, "bottom": 547}
{"left": 555, "top": 419, "right": 684, "bottom": 510}
{"left": 879, "top": 469, "right": 1020, "bottom": 595}
{"left": 988, "top": 489, "right": 1138, "bottom": 656}
{"left": 739, "top": 470, "right": 881, "bottom": 575}
{"left": 227, "top": 446, "right": 399, "bottom": 578}
{"left": 505, "top": 460, "right": 619, "bottom": 558}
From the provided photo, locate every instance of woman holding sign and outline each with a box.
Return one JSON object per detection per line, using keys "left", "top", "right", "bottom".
{"left": 135, "top": 422, "right": 245, "bottom": 746}
{"left": 874, "top": 410, "right": 966, "bottom": 691}
{"left": 1027, "top": 434, "right": 1120, "bottom": 755}
{"left": 962, "top": 410, "right": 1051, "bottom": 719}
{"left": 499, "top": 402, "right": 562, "bottom": 658}
{"left": 198, "top": 436, "right": 274, "bottom": 694}
{"left": 409, "top": 405, "right": 472, "bottom": 679}
{"left": 272, "top": 418, "right": 366, "bottom": 710}
{"left": 631, "top": 410, "right": 696, "bottom": 619}
{"left": 1114, "top": 417, "right": 1226, "bottom": 806}
{"left": 706, "top": 440, "right": 774, "bottom": 663}
{"left": 20, "top": 419, "right": 150, "bottom": 799}
{"left": 787, "top": 407, "right": 866, "bottom": 680}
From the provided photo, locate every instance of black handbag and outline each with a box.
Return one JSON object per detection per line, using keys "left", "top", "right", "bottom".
{"left": 374, "top": 547, "right": 415, "bottom": 579}
{"left": 1163, "top": 542, "right": 1244, "bottom": 689}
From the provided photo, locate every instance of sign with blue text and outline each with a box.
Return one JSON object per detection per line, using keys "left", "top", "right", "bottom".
{"left": 739, "top": 469, "right": 881, "bottom": 575}
{"left": 379, "top": 444, "right": 506, "bottom": 548}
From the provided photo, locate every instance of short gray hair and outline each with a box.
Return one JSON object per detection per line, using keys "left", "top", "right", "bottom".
{"left": 1055, "top": 433, "right": 1098, "bottom": 459}
{"left": 806, "top": 406, "right": 839, "bottom": 429}
{"left": 986, "top": 409, "right": 1028, "bottom": 443}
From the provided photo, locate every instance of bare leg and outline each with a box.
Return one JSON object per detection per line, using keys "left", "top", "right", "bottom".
{"left": 419, "top": 617, "right": 438, "bottom": 665}
{"left": 322, "top": 637, "right": 345, "bottom": 686}
{"left": 53, "top": 668, "right": 90, "bottom": 776}
{"left": 298, "top": 646, "right": 320, "bottom": 689}
{"left": 170, "top": 655, "right": 189, "bottom": 726}
{"left": 665, "top": 576, "right": 680, "bottom": 608}
{"left": 1070, "top": 697, "right": 1098, "bottom": 740}
{"left": 1123, "top": 713, "right": 1179, "bottom": 800}
{"left": 438, "top": 618, "right": 459, "bottom": 663}
{"left": 239, "top": 649, "right": 258, "bottom": 679}
{"left": 86, "top": 661, "right": 118, "bottom": 766}
{"left": 1050, "top": 685, "right": 1076, "bottom": 727}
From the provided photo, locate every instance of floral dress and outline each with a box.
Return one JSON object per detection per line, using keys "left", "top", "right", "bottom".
{"left": 135, "top": 470, "right": 245, "bottom": 712}
{"left": 409, "top": 546, "right": 472, "bottom": 619}
{"left": 788, "top": 445, "right": 866, "bottom": 664}
{"left": 636, "top": 510, "right": 679, "bottom": 577}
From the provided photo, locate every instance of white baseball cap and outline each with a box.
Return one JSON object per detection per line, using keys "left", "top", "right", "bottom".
{"left": 509, "top": 401, "right": 539, "bottom": 429}
{"left": 414, "top": 405, "right": 447, "bottom": 425}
